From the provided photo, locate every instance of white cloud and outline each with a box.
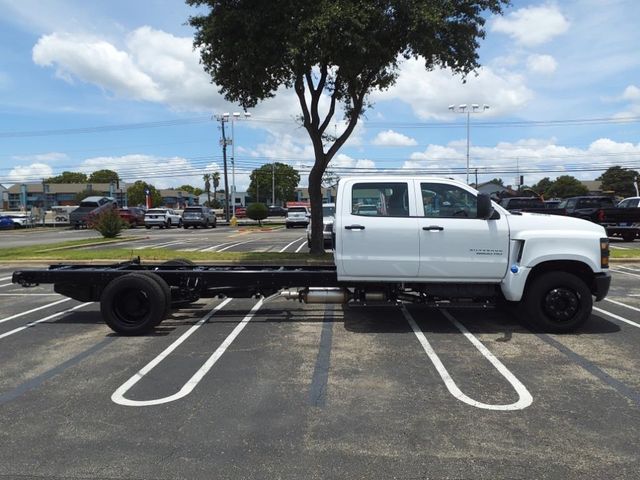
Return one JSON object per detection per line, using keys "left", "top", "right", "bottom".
{"left": 526, "top": 54, "right": 557, "bottom": 74}
{"left": 7, "top": 163, "right": 54, "bottom": 183}
{"left": 491, "top": 4, "right": 570, "bottom": 47}
{"left": 12, "top": 152, "right": 69, "bottom": 163}
{"left": 33, "top": 32, "right": 163, "bottom": 102}
{"left": 372, "top": 130, "right": 417, "bottom": 146}
{"left": 373, "top": 58, "right": 533, "bottom": 119}
{"left": 402, "top": 138, "right": 640, "bottom": 185}
{"left": 622, "top": 85, "right": 640, "bottom": 101}
{"left": 78, "top": 154, "right": 223, "bottom": 190}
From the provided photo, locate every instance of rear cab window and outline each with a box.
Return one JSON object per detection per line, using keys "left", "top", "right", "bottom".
{"left": 351, "top": 182, "right": 410, "bottom": 217}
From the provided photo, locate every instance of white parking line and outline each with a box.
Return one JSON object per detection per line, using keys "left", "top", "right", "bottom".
{"left": 0, "top": 276, "right": 12, "bottom": 282}
{"left": 401, "top": 306, "right": 532, "bottom": 411}
{"left": 0, "top": 293, "right": 61, "bottom": 296}
{"left": 295, "top": 239, "right": 308, "bottom": 253}
{"left": 0, "top": 302, "right": 91, "bottom": 340}
{"left": 594, "top": 306, "right": 640, "bottom": 329}
{"left": 0, "top": 283, "right": 12, "bottom": 288}
{"left": 610, "top": 268, "right": 640, "bottom": 278}
{"left": 217, "top": 239, "right": 255, "bottom": 252}
{"left": 279, "top": 236, "right": 305, "bottom": 253}
{"left": 112, "top": 298, "right": 264, "bottom": 406}
{"left": 610, "top": 245, "right": 630, "bottom": 250}
{"left": 197, "top": 241, "right": 237, "bottom": 252}
{"left": 0, "top": 298, "right": 70, "bottom": 325}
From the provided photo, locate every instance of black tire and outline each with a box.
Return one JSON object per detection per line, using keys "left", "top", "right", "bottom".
{"left": 100, "top": 273, "right": 168, "bottom": 335}
{"left": 622, "top": 232, "right": 636, "bottom": 242}
{"left": 145, "top": 225, "right": 151, "bottom": 229}
{"left": 519, "top": 271, "right": 592, "bottom": 333}
{"left": 211, "top": 219, "right": 217, "bottom": 228}
{"left": 137, "top": 272, "right": 172, "bottom": 325}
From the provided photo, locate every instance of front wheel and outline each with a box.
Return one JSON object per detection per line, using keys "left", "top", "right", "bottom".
{"left": 622, "top": 232, "right": 636, "bottom": 242}
{"left": 519, "top": 271, "right": 592, "bottom": 333}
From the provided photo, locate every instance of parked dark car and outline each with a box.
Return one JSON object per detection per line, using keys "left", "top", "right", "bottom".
{"left": 268, "top": 205, "right": 287, "bottom": 216}
{"left": 69, "top": 196, "right": 117, "bottom": 229}
{"left": 118, "top": 207, "right": 146, "bottom": 227}
{"left": 0, "top": 215, "right": 15, "bottom": 230}
{"left": 182, "top": 206, "right": 217, "bottom": 228}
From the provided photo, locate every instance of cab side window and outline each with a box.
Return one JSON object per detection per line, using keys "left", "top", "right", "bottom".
{"left": 351, "top": 182, "right": 410, "bottom": 217}
{"left": 420, "top": 183, "right": 477, "bottom": 218}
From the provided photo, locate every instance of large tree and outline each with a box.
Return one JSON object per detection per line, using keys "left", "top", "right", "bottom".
{"left": 187, "top": 0, "right": 508, "bottom": 253}
{"left": 127, "top": 181, "right": 162, "bottom": 208}
{"left": 596, "top": 166, "right": 639, "bottom": 198}
{"left": 248, "top": 163, "right": 300, "bottom": 204}
{"left": 547, "top": 175, "right": 589, "bottom": 198}
{"left": 88, "top": 169, "right": 120, "bottom": 184}
{"left": 46, "top": 171, "right": 88, "bottom": 183}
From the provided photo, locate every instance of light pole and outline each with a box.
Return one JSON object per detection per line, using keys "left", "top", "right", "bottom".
{"left": 220, "top": 111, "right": 251, "bottom": 217}
{"left": 448, "top": 103, "right": 489, "bottom": 184}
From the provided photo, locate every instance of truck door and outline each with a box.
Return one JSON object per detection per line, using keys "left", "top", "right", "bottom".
{"left": 416, "top": 181, "right": 509, "bottom": 281}
{"left": 338, "top": 181, "right": 419, "bottom": 279}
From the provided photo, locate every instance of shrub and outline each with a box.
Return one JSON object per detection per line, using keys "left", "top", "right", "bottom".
{"left": 92, "top": 208, "right": 126, "bottom": 238}
{"left": 246, "top": 203, "right": 268, "bottom": 226}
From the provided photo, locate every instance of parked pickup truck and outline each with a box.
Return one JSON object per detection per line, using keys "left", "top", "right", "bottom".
{"left": 69, "top": 196, "right": 117, "bottom": 229}
{"left": 13, "top": 176, "right": 610, "bottom": 335}
{"left": 555, "top": 196, "right": 640, "bottom": 242}
{"left": 593, "top": 197, "right": 640, "bottom": 242}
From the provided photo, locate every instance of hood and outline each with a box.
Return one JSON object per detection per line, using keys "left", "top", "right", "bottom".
{"left": 506, "top": 212, "right": 606, "bottom": 238}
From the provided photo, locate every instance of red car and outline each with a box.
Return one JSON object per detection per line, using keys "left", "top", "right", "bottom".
{"left": 118, "top": 207, "right": 146, "bottom": 227}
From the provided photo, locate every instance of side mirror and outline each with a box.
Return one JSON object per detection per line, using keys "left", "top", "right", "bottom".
{"left": 477, "top": 193, "right": 494, "bottom": 219}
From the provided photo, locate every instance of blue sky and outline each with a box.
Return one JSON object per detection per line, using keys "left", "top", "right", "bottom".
{"left": 1, "top": 0, "right": 639, "bottom": 193}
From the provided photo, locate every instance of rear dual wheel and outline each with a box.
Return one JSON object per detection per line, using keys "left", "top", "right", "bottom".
{"left": 100, "top": 272, "right": 171, "bottom": 335}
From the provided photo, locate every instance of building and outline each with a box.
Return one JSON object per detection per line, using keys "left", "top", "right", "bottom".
{"left": 158, "top": 189, "right": 197, "bottom": 209}
{"left": 5, "top": 182, "right": 129, "bottom": 211}
{"left": 294, "top": 186, "right": 337, "bottom": 203}
{"left": 0, "top": 184, "right": 7, "bottom": 210}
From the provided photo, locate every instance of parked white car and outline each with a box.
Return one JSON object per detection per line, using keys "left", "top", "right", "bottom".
{"left": 306, "top": 203, "right": 335, "bottom": 248}
{"left": 285, "top": 206, "right": 310, "bottom": 228}
{"left": 144, "top": 208, "right": 182, "bottom": 229}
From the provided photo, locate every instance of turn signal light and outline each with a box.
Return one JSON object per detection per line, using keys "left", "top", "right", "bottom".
{"left": 600, "top": 238, "right": 609, "bottom": 269}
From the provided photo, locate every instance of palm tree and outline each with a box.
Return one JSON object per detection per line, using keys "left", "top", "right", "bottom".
{"left": 203, "top": 173, "right": 211, "bottom": 206}
{"left": 212, "top": 171, "right": 220, "bottom": 206}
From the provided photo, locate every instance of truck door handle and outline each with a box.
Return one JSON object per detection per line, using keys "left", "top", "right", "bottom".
{"left": 345, "top": 224, "right": 365, "bottom": 230}
{"left": 422, "top": 225, "right": 444, "bottom": 231}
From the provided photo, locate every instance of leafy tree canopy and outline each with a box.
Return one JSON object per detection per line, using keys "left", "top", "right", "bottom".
{"left": 248, "top": 163, "right": 300, "bottom": 204}
{"left": 547, "top": 175, "right": 589, "bottom": 198}
{"left": 46, "top": 171, "right": 88, "bottom": 184}
{"left": 177, "top": 184, "right": 204, "bottom": 196}
{"left": 246, "top": 202, "right": 268, "bottom": 226}
{"left": 596, "top": 166, "right": 639, "bottom": 198}
{"left": 127, "top": 181, "right": 162, "bottom": 208}
{"left": 187, "top": 0, "right": 508, "bottom": 252}
{"left": 531, "top": 177, "right": 555, "bottom": 197}
{"left": 88, "top": 169, "right": 120, "bottom": 184}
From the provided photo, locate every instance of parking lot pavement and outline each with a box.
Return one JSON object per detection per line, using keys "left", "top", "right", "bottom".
{"left": 0, "top": 266, "right": 639, "bottom": 479}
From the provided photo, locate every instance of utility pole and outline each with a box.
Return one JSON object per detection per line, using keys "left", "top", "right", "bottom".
{"left": 214, "top": 115, "right": 231, "bottom": 222}
{"left": 272, "top": 162, "right": 275, "bottom": 205}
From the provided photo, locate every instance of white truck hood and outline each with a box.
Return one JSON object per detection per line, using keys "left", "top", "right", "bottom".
{"left": 506, "top": 212, "right": 606, "bottom": 238}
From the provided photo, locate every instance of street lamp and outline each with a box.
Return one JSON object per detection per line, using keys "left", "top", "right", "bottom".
{"left": 448, "top": 103, "right": 489, "bottom": 184}
{"left": 221, "top": 111, "right": 251, "bottom": 217}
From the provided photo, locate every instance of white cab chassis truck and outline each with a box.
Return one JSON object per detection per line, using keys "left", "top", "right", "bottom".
{"left": 13, "top": 176, "right": 611, "bottom": 335}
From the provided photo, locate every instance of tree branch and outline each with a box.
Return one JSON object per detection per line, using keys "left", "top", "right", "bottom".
{"left": 294, "top": 75, "right": 311, "bottom": 128}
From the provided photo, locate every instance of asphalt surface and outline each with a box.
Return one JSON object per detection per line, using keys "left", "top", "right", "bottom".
{"left": 0, "top": 262, "right": 639, "bottom": 479}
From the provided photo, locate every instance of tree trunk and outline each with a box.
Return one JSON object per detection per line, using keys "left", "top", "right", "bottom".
{"left": 308, "top": 163, "right": 326, "bottom": 255}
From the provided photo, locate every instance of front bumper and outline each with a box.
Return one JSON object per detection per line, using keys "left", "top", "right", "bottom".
{"left": 592, "top": 272, "right": 611, "bottom": 301}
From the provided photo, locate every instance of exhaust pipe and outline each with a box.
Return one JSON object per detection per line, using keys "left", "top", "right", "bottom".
{"left": 281, "top": 288, "right": 349, "bottom": 304}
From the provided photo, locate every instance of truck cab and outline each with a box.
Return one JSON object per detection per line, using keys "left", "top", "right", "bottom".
{"left": 333, "top": 177, "right": 610, "bottom": 331}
